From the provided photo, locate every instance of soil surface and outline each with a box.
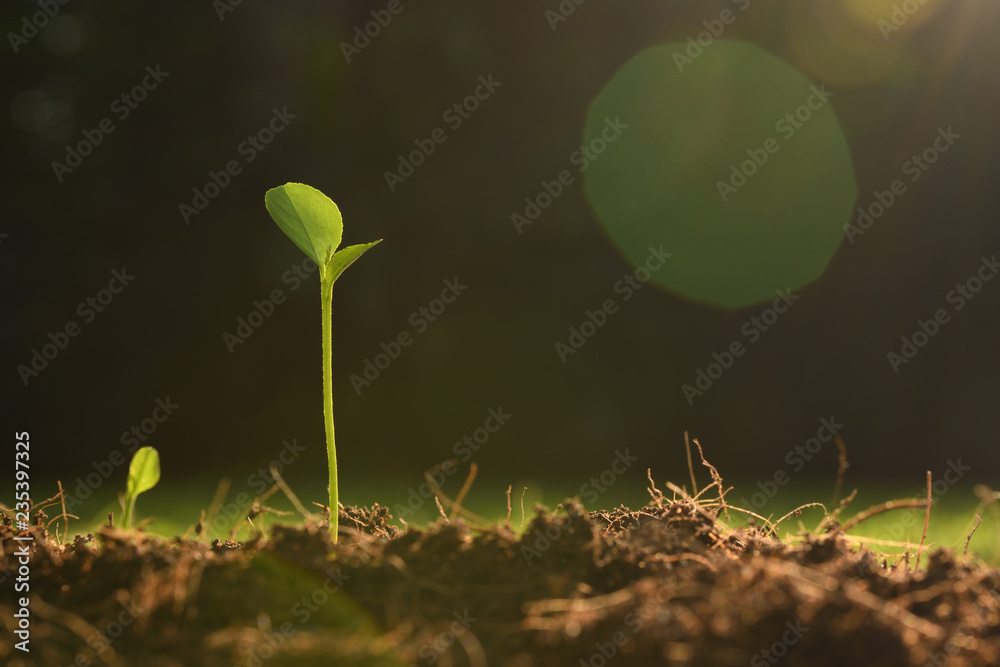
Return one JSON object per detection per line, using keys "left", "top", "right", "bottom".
{"left": 2, "top": 490, "right": 999, "bottom": 667}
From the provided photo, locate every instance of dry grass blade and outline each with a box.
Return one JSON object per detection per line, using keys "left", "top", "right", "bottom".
{"left": 520, "top": 487, "right": 527, "bottom": 532}
{"left": 505, "top": 484, "right": 512, "bottom": 527}
{"left": 434, "top": 496, "right": 449, "bottom": 522}
{"left": 915, "top": 470, "right": 931, "bottom": 570}
{"left": 965, "top": 514, "right": 983, "bottom": 566}
{"left": 57, "top": 480, "right": 69, "bottom": 544}
{"left": 832, "top": 436, "right": 849, "bottom": 505}
{"left": 422, "top": 465, "right": 489, "bottom": 526}
{"left": 451, "top": 463, "right": 477, "bottom": 521}
{"left": 269, "top": 464, "right": 313, "bottom": 521}
{"left": 684, "top": 431, "right": 698, "bottom": 496}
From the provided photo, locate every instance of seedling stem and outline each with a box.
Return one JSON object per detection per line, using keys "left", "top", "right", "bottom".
{"left": 322, "top": 277, "right": 338, "bottom": 534}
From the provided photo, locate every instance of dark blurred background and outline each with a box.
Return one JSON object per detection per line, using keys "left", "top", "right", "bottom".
{"left": 4, "top": 1, "right": 999, "bottom": 520}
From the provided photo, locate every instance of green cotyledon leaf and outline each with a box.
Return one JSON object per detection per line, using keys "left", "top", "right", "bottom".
{"left": 127, "top": 446, "right": 160, "bottom": 498}
{"left": 123, "top": 446, "right": 160, "bottom": 528}
{"left": 265, "top": 183, "right": 344, "bottom": 276}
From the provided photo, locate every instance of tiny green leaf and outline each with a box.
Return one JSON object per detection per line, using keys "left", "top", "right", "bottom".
{"left": 123, "top": 446, "right": 160, "bottom": 529}
{"left": 127, "top": 446, "right": 160, "bottom": 496}
{"left": 265, "top": 183, "right": 344, "bottom": 274}
{"left": 326, "top": 240, "right": 382, "bottom": 287}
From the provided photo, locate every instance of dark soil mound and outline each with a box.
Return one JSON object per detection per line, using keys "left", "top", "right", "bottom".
{"left": 2, "top": 496, "right": 999, "bottom": 666}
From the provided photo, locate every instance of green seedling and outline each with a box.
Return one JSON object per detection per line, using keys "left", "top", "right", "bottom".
{"left": 264, "top": 182, "right": 381, "bottom": 542}
{"left": 121, "top": 446, "right": 160, "bottom": 529}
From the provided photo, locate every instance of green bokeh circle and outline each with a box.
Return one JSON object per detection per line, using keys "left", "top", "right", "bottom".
{"left": 583, "top": 41, "right": 857, "bottom": 308}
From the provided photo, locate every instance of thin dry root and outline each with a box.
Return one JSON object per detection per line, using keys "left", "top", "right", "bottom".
{"left": 505, "top": 485, "right": 513, "bottom": 526}
{"left": 692, "top": 438, "right": 728, "bottom": 518}
{"left": 773, "top": 503, "right": 828, "bottom": 533}
{"left": 647, "top": 468, "right": 665, "bottom": 508}
{"left": 840, "top": 498, "right": 929, "bottom": 534}
{"left": 964, "top": 514, "right": 983, "bottom": 566}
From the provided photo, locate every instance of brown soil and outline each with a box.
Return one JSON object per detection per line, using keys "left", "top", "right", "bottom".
{"left": 2, "top": 492, "right": 999, "bottom": 667}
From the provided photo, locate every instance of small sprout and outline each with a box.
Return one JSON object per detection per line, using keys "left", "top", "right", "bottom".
{"left": 264, "top": 183, "right": 381, "bottom": 543}
{"left": 121, "top": 446, "right": 160, "bottom": 529}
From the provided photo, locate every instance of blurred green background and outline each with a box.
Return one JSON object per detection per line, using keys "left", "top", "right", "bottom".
{"left": 3, "top": 1, "right": 999, "bottom": 560}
